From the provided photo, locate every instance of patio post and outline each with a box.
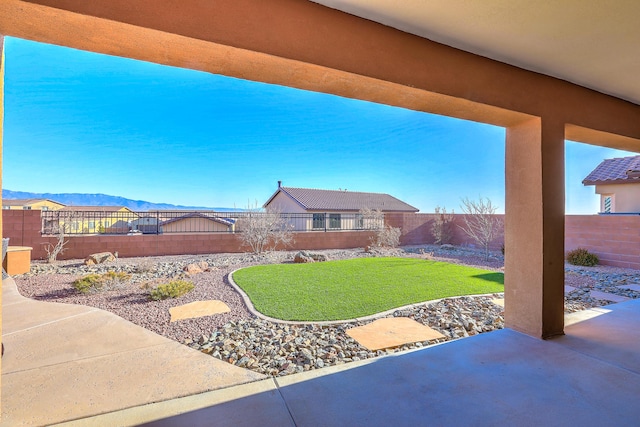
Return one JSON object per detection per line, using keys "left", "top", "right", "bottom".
{"left": 0, "top": 33, "right": 5, "bottom": 412}
{"left": 504, "top": 117, "right": 565, "bottom": 338}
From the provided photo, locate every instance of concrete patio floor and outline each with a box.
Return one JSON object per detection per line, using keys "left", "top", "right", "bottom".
{"left": 3, "top": 275, "right": 640, "bottom": 426}
{"left": 0, "top": 278, "right": 264, "bottom": 426}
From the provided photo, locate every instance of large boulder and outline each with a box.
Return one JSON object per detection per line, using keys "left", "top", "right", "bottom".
{"left": 294, "top": 251, "right": 329, "bottom": 263}
{"left": 84, "top": 252, "right": 116, "bottom": 265}
{"left": 184, "top": 261, "right": 209, "bottom": 275}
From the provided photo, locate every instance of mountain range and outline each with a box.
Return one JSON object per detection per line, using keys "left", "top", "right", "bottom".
{"left": 2, "top": 190, "right": 239, "bottom": 212}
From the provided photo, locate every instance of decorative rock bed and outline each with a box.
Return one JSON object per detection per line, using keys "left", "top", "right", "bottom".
{"left": 13, "top": 245, "right": 640, "bottom": 377}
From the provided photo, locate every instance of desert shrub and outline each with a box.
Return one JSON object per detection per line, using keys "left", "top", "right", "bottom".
{"left": 73, "top": 271, "right": 131, "bottom": 294}
{"left": 101, "top": 271, "right": 131, "bottom": 289}
{"left": 566, "top": 248, "right": 599, "bottom": 266}
{"left": 149, "top": 280, "right": 195, "bottom": 301}
{"left": 237, "top": 204, "right": 294, "bottom": 254}
{"left": 431, "top": 206, "right": 455, "bottom": 245}
{"left": 372, "top": 226, "right": 401, "bottom": 248}
{"left": 459, "top": 197, "right": 503, "bottom": 260}
{"left": 73, "top": 274, "right": 104, "bottom": 294}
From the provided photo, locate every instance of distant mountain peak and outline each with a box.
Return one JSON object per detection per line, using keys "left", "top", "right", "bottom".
{"left": 1, "top": 189, "right": 237, "bottom": 211}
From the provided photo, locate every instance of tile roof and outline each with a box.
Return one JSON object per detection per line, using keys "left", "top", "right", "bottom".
{"left": 265, "top": 186, "right": 419, "bottom": 212}
{"left": 583, "top": 155, "right": 640, "bottom": 185}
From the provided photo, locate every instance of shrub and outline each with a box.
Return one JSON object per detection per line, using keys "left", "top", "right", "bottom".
{"left": 73, "top": 271, "right": 131, "bottom": 294}
{"left": 149, "top": 280, "right": 195, "bottom": 301}
{"left": 459, "top": 197, "right": 503, "bottom": 260}
{"left": 101, "top": 271, "right": 131, "bottom": 289}
{"left": 238, "top": 203, "right": 294, "bottom": 254}
{"left": 373, "top": 226, "right": 401, "bottom": 248}
{"left": 73, "top": 274, "right": 104, "bottom": 294}
{"left": 566, "top": 248, "right": 599, "bottom": 266}
{"left": 431, "top": 206, "right": 454, "bottom": 245}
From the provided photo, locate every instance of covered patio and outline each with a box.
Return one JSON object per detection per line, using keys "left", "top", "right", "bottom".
{"left": 1, "top": 0, "right": 639, "bottom": 424}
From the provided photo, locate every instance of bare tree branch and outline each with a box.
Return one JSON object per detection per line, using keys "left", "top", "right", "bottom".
{"left": 459, "top": 197, "right": 503, "bottom": 260}
{"left": 237, "top": 203, "right": 294, "bottom": 254}
{"left": 431, "top": 206, "right": 455, "bottom": 245}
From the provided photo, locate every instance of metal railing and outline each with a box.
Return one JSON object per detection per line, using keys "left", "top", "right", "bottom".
{"left": 40, "top": 210, "right": 385, "bottom": 235}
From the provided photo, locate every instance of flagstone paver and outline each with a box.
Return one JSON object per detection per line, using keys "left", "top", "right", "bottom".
{"left": 170, "top": 300, "right": 231, "bottom": 322}
{"left": 492, "top": 298, "right": 504, "bottom": 307}
{"left": 565, "top": 285, "right": 577, "bottom": 293}
{"left": 589, "top": 290, "right": 631, "bottom": 304}
{"left": 346, "top": 317, "right": 445, "bottom": 351}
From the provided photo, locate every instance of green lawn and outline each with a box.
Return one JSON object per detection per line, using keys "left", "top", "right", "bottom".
{"left": 232, "top": 257, "right": 504, "bottom": 321}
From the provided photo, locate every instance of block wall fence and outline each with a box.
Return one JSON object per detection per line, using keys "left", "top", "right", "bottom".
{"left": 3, "top": 210, "right": 639, "bottom": 269}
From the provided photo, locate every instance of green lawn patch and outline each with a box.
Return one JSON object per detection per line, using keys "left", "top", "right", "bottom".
{"left": 232, "top": 257, "right": 504, "bottom": 321}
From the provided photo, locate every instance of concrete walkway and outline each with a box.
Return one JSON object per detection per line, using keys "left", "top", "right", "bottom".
{"left": 1, "top": 278, "right": 264, "bottom": 426}
{"left": 54, "top": 299, "right": 640, "bottom": 426}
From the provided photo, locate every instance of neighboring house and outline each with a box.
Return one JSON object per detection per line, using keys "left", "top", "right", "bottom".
{"left": 56, "top": 206, "right": 138, "bottom": 234}
{"left": 160, "top": 212, "right": 235, "bottom": 234}
{"left": 263, "top": 182, "right": 418, "bottom": 230}
{"left": 583, "top": 155, "right": 640, "bottom": 214}
{"left": 2, "top": 198, "right": 66, "bottom": 211}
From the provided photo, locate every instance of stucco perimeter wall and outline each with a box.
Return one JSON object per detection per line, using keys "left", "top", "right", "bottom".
{"left": 2, "top": 210, "right": 373, "bottom": 260}
{"left": 385, "top": 213, "right": 505, "bottom": 250}
{"left": 4, "top": 210, "right": 639, "bottom": 269}
{"left": 565, "top": 215, "right": 640, "bottom": 269}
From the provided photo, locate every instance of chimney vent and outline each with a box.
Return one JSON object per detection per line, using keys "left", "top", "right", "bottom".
{"left": 278, "top": 180, "right": 282, "bottom": 188}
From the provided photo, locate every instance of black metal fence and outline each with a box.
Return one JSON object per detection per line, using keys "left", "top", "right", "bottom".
{"left": 40, "top": 210, "right": 385, "bottom": 235}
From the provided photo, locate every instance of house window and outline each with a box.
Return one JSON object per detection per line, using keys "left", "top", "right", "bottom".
{"left": 23, "top": 206, "right": 32, "bottom": 210}
{"left": 329, "top": 213, "right": 341, "bottom": 229}
{"left": 42, "top": 206, "right": 49, "bottom": 211}
{"left": 312, "top": 213, "right": 325, "bottom": 229}
{"left": 603, "top": 195, "right": 613, "bottom": 213}
{"left": 356, "top": 214, "right": 364, "bottom": 229}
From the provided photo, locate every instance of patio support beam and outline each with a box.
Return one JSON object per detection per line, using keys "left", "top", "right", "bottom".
{"left": 505, "top": 117, "right": 565, "bottom": 338}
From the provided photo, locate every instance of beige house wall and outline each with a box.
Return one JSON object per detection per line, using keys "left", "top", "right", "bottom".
{"left": 4, "top": 200, "right": 64, "bottom": 210}
{"left": 266, "top": 192, "right": 307, "bottom": 213}
{"left": 162, "top": 217, "right": 232, "bottom": 233}
{"left": 595, "top": 183, "right": 640, "bottom": 213}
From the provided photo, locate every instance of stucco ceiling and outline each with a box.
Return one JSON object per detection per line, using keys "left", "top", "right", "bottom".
{"left": 312, "top": 0, "right": 640, "bottom": 106}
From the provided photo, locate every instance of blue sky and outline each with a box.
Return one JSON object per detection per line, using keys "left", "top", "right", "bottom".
{"left": 3, "top": 37, "right": 636, "bottom": 213}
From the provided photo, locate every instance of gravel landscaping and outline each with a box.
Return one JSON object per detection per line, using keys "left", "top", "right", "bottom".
{"left": 13, "top": 245, "right": 640, "bottom": 377}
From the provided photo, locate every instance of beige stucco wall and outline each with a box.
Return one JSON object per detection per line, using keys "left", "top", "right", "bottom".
{"left": 595, "top": 183, "right": 640, "bottom": 213}
{"left": 4, "top": 200, "right": 64, "bottom": 210}
{"left": 265, "top": 192, "right": 307, "bottom": 213}
{"left": 162, "top": 218, "right": 231, "bottom": 233}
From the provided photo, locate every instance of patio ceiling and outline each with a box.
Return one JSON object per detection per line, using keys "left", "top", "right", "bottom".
{"left": 312, "top": 0, "right": 640, "bottom": 106}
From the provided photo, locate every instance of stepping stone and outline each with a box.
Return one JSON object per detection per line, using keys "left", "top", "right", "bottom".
{"left": 564, "top": 285, "right": 577, "bottom": 294}
{"left": 492, "top": 298, "right": 504, "bottom": 307}
{"left": 588, "top": 290, "right": 631, "bottom": 304}
{"left": 169, "top": 300, "right": 230, "bottom": 322}
{"left": 346, "top": 317, "right": 444, "bottom": 351}
{"left": 618, "top": 284, "right": 640, "bottom": 292}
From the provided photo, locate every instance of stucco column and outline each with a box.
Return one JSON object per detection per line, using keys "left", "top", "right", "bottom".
{"left": 504, "top": 117, "right": 565, "bottom": 338}
{"left": 0, "top": 33, "right": 5, "bottom": 412}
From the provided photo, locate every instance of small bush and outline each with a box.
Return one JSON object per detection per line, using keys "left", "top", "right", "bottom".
{"left": 566, "top": 248, "right": 599, "bottom": 266}
{"left": 149, "top": 280, "right": 195, "bottom": 301}
{"left": 372, "top": 226, "right": 401, "bottom": 248}
{"left": 73, "top": 271, "right": 131, "bottom": 294}
{"left": 73, "top": 274, "right": 104, "bottom": 294}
